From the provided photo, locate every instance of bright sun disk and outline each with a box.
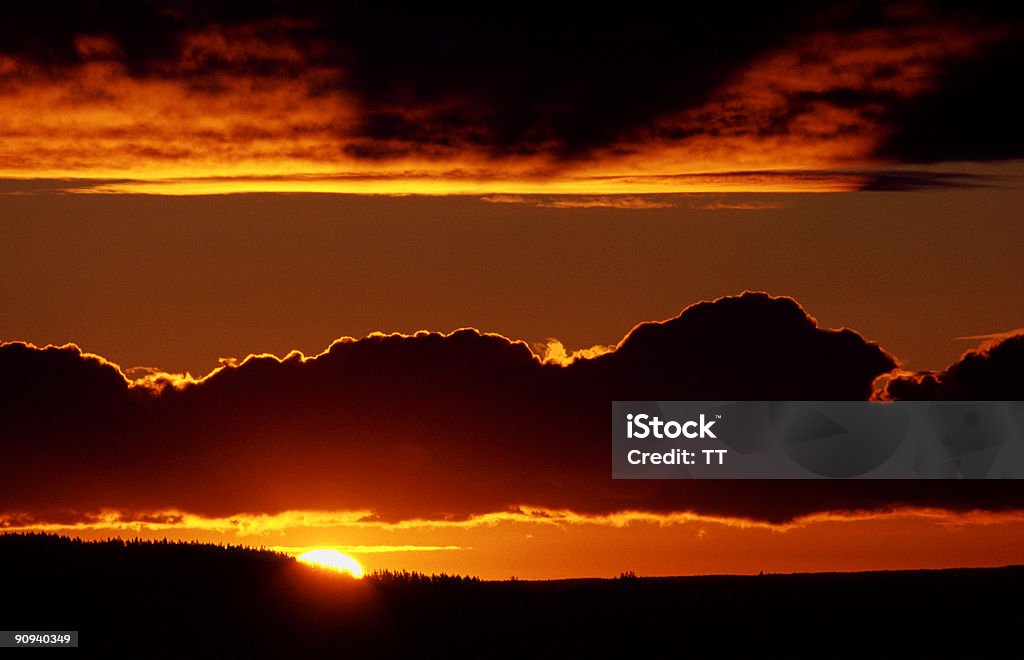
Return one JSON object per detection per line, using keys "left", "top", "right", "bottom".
{"left": 297, "top": 549, "right": 364, "bottom": 578}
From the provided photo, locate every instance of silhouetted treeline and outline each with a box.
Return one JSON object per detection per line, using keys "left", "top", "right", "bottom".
{"left": 2, "top": 533, "right": 1023, "bottom": 656}
{"left": 369, "top": 568, "right": 480, "bottom": 586}
{"left": 0, "top": 532, "right": 293, "bottom": 561}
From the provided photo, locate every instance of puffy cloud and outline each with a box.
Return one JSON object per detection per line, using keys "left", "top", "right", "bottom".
{"left": 882, "top": 334, "right": 1024, "bottom": 400}
{"left": 5, "top": 293, "right": 1023, "bottom": 527}
{"left": 10, "top": 292, "right": 996, "bottom": 526}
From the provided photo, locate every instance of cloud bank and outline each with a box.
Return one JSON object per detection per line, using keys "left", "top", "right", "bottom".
{"left": 4, "top": 292, "right": 1023, "bottom": 525}
{"left": 1, "top": 4, "right": 1021, "bottom": 192}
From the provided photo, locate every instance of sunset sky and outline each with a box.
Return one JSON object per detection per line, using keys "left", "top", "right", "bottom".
{"left": 2, "top": 2, "right": 1024, "bottom": 579}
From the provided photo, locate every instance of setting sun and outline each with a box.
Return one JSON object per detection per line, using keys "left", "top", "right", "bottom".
{"left": 297, "top": 549, "right": 365, "bottom": 578}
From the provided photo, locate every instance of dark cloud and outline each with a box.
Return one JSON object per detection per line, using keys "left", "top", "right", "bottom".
{"left": 320, "top": 9, "right": 815, "bottom": 159}
{"left": 11, "top": 292, "right": 1019, "bottom": 525}
{"left": 581, "top": 168, "right": 1005, "bottom": 192}
{"left": 878, "top": 34, "right": 1024, "bottom": 163}
{"left": 3, "top": 3, "right": 1018, "bottom": 164}
{"left": 577, "top": 293, "right": 893, "bottom": 400}
{"left": 883, "top": 334, "right": 1024, "bottom": 400}
{"left": 855, "top": 170, "right": 1005, "bottom": 191}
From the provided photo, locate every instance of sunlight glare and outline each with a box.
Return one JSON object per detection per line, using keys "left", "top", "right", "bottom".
{"left": 297, "top": 549, "right": 365, "bottom": 578}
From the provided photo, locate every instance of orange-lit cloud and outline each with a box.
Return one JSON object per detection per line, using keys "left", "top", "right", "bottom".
{"left": 691, "top": 201, "right": 785, "bottom": 211}
{"left": 620, "top": 16, "right": 1009, "bottom": 178}
{"left": 537, "top": 339, "right": 616, "bottom": 366}
{"left": 0, "top": 4, "right": 1019, "bottom": 194}
{"left": 482, "top": 195, "right": 677, "bottom": 209}
{"left": 4, "top": 506, "right": 1024, "bottom": 579}
{"left": 7, "top": 506, "right": 1024, "bottom": 536}
{"left": 956, "top": 328, "right": 1024, "bottom": 344}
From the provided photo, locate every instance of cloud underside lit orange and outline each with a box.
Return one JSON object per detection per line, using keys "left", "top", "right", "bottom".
{"left": 0, "top": 9, "right": 1008, "bottom": 194}
{"left": 4, "top": 507, "right": 1023, "bottom": 579}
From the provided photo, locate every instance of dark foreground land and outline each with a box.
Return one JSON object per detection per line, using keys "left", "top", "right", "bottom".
{"left": 1, "top": 533, "right": 1019, "bottom": 656}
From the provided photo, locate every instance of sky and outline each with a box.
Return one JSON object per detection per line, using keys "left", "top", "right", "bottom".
{"left": 2, "top": 2, "right": 1024, "bottom": 578}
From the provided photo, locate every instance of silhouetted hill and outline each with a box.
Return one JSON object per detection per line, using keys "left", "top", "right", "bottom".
{"left": 2, "top": 533, "right": 1021, "bottom": 656}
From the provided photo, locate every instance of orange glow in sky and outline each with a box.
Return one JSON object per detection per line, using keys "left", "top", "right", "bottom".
{"left": 4, "top": 507, "right": 1023, "bottom": 579}
{"left": 3, "top": 4, "right": 1024, "bottom": 584}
